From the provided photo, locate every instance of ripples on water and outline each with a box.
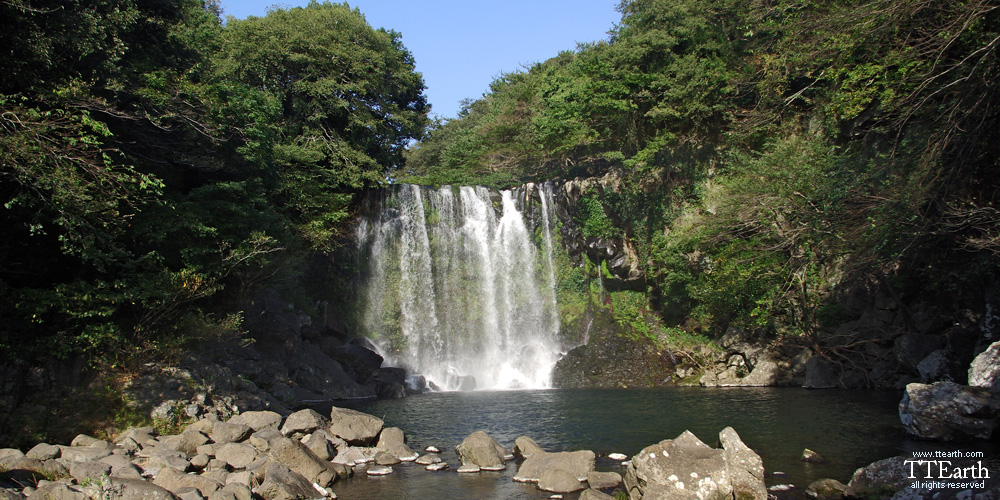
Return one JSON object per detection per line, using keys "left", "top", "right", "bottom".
{"left": 319, "top": 387, "right": 994, "bottom": 500}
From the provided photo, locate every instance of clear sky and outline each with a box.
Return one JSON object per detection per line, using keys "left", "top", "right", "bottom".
{"left": 217, "top": 1, "right": 622, "bottom": 120}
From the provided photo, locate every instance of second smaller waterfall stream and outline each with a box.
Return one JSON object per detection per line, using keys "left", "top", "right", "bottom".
{"left": 357, "top": 183, "right": 562, "bottom": 390}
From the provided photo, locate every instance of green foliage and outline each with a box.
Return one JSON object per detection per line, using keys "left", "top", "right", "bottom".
{"left": 1, "top": 0, "right": 428, "bottom": 370}
{"left": 404, "top": 0, "right": 1000, "bottom": 344}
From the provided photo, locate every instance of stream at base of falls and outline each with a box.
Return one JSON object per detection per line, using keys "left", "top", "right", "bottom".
{"left": 316, "top": 387, "right": 999, "bottom": 500}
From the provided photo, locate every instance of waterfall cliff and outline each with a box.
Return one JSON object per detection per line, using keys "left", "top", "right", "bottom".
{"left": 356, "top": 183, "right": 562, "bottom": 390}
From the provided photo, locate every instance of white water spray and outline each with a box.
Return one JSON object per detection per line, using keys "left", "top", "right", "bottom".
{"left": 358, "top": 184, "right": 561, "bottom": 390}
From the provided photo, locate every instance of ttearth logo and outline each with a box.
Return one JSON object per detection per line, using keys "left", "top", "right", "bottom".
{"left": 904, "top": 451, "right": 990, "bottom": 490}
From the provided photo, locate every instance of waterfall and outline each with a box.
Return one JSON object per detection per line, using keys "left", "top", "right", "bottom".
{"left": 357, "top": 183, "right": 562, "bottom": 390}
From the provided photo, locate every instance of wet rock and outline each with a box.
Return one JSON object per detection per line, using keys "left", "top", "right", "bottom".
{"left": 624, "top": 431, "right": 732, "bottom": 500}
{"left": 210, "top": 422, "right": 252, "bottom": 445}
{"left": 515, "top": 450, "right": 595, "bottom": 482}
{"left": 375, "top": 427, "right": 405, "bottom": 450}
{"left": 328, "top": 406, "right": 384, "bottom": 445}
{"left": 805, "top": 478, "right": 847, "bottom": 499}
{"left": 386, "top": 444, "right": 418, "bottom": 462}
{"left": 587, "top": 471, "right": 622, "bottom": 490}
{"left": 456, "top": 431, "right": 507, "bottom": 471}
{"left": 425, "top": 462, "right": 449, "bottom": 471}
{"left": 280, "top": 409, "right": 327, "bottom": 437}
{"left": 456, "top": 464, "right": 480, "bottom": 473}
{"left": 539, "top": 468, "right": 585, "bottom": 493}
{"left": 255, "top": 462, "right": 315, "bottom": 500}
{"left": 843, "top": 456, "right": 910, "bottom": 498}
{"left": 899, "top": 381, "right": 1000, "bottom": 440}
{"left": 374, "top": 451, "right": 400, "bottom": 465}
{"left": 969, "top": 340, "right": 1000, "bottom": 394}
{"left": 513, "top": 436, "right": 544, "bottom": 459}
{"left": 719, "top": 427, "right": 767, "bottom": 500}
{"left": 801, "top": 448, "right": 829, "bottom": 464}
{"left": 803, "top": 358, "right": 838, "bottom": 389}
{"left": 415, "top": 454, "right": 442, "bottom": 465}
{"left": 227, "top": 411, "right": 282, "bottom": 432}
{"left": 366, "top": 465, "right": 393, "bottom": 476}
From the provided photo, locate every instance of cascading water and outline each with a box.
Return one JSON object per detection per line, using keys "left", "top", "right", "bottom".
{"left": 357, "top": 183, "right": 562, "bottom": 390}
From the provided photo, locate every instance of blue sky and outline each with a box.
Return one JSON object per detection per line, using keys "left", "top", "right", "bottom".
{"left": 217, "top": 1, "right": 621, "bottom": 119}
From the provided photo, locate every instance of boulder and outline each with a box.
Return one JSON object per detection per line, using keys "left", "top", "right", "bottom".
{"left": 415, "top": 454, "right": 442, "bottom": 465}
{"left": 328, "top": 406, "right": 384, "bottom": 445}
{"left": 137, "top": 446, "right": 191, "bottom": 472}
{"left": 580, "top": 489, "right": 616, "bottom": 500}
{"left": 587, "top": 471, "right": 622, "bottom": 490}
{"left": 210, "top": 422, "right": 252, "bottom": 445}
{"left": 739, "top": 357, "right": 780, "bottom": 386}
{"left": 374, "top": 451, "right": 400, "bottom": 465}
{"left": 26, "top": 482, "right": 86, "bottom": 500}
{"left": 719, "top": 427, "right": 767, "bottom": 500}
{"left": 279, "top": 409, "right": 327, "bottom": 437}
{"left": 375, "top": 427, "right": 405, "bottom": 450}
{"left": 456, "top": 431, "right": 507, "bottom": 471}
{"left": 207, "top": 483, "right": 253, "bottom": 500}
{"left": 917, "top": 350, "right": 952, "bottom": 383}
{"left": 69, "top": 461, "right": 112, "bottom": 483}
{"left": 456, "top": 464, "right": 480, "bottom": 473}
{"left": 803, "top": 358, "right": 838, "bottom": 389}
{"left": 899, "top": 381, "right": 1000, "bottom": 440}
{"left": 366, "top": 465, "right": 393, "bottom": 476}
{"left": 215, "top": 443, "right": 258, "bottom": 469}
{"left": 227, "top": 411, "right": 282, "bottom": 432}
{"left": 969, "top": 340, "right": 1000, "bottom": 393}
{"left": 255, "top": 462, "right": 316, "bottom": 500}
{"left": 25, "top": 444, "right": 60, "bottom": 461}
{"left": 99, "top": 454, "right": 143, "bottom": 479}
{"left": 3, "top": 457, "right": 66, "bottom": 485}
{"left": 514, "top": 450, "right": 595, "bottom": 482}
{"left": 513, "top": 436, "right": 544, "bottom": 459}
{"left": 190, "top": 454, "right": 211, "bottom": 469}
{"left": 101, "top": 477, "right": 177, "bottom": 500}
{"left": 265, "top": 437, "right": 336, "bottom": 487}
{"left": 185, "top": 419, "right": 215, "bottom": 435}
{"left": 248, "top": 428, "right": 282, "bottom": 452}
{"left": 801, "top": 448, "right": 829, "bottom": 464}
{"left": 539, "top": 468, "right": 585, "bottom": 493}
{"left": 301, "top": 431, "right": 335, "bottom": 461}
{"left": 152, "top": 467, "right": 222, "bottom": 497}
{"left": 805, "top": 478, "right": 847, "bottom": 499}
{"left": 162, "top": 431, "right": 211, "bottom": 457}
{"left": 624, "top": 431, "right": 732, "bottom": 500}
{"left": 843, "top": 456, "right": 911, "bottom": 498}
{"left": 70, "top": 434, "right": 113, "bottom": 449}
{"left": 386, "top": 444, "right": 419, "bottom": 462}
{"left": 58, "top": 446, "right": 111, "bottom": 463}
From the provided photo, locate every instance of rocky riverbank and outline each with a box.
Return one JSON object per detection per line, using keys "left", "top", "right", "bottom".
{"left": 4, "top": 398, "right": 996, "bottom": 500}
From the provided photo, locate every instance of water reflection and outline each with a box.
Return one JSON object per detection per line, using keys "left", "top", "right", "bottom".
{"left": 321, "top": 387, "right": 995, "bottom": 500}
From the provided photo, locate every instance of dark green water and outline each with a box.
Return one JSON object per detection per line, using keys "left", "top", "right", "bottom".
{"left": 322, "top": 387, "right": 992, "bottom": 500}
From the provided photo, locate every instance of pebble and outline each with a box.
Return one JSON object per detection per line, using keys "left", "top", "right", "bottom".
{"left": 425, "top": 446, "right": 440, "bottom": 453}
{"left": 608, "top": 453, "right": 628, "bottom": 461}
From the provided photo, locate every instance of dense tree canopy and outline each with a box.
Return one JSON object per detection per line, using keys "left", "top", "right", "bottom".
{"left": 0, "top": 0, "right": 428, "bottom": 366}
{"left": 404, "top": 0, "right": 1000, "bottom": 342}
